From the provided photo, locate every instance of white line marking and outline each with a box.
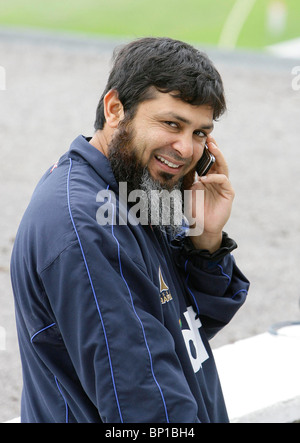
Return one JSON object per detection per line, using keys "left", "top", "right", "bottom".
{"left": 219, "top": 0, "right": 257, "bottom": 49}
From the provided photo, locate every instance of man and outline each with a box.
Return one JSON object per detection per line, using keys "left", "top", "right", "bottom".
{"left": 11, "top": 37, "right": 249, "bottom": 423}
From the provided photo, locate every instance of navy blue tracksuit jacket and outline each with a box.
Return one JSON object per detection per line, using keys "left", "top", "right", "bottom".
{"left": 10, "top": 135, "right": 249, "bottom": 423}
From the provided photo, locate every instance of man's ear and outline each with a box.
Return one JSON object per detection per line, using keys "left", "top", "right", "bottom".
{"left": 103, "top": 89, "right": 125, "bottom": 128}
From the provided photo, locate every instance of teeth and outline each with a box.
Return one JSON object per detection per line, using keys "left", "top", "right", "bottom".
{"left": 156, "top": 155, "right": 180, "bottom": 169}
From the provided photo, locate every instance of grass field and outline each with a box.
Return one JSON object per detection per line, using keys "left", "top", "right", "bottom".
{"left": 0, "top": 0, "right": 299, "bottom": 49}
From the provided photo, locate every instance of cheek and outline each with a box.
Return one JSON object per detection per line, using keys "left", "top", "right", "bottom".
{"left": 192, "top": 145, "right": 205, "bottom": 168}
{"left": 136, "top": 133, "right": 164, "bottom": 163}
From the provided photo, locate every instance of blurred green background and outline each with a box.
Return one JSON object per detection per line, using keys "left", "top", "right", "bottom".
{"left": 0, "top": 0, "right": 299, "bottom": 50}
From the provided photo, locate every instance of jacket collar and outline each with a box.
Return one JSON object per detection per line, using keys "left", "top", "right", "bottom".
{"left": 69, "top": 135, "right": 119, "bottom": 192}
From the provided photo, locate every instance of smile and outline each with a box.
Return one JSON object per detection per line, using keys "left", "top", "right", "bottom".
{"left": 155, "top": 155, "right": 181, "bottom": 169}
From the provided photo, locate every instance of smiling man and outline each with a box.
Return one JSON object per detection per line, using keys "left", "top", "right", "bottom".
{"left": 11, "top": 37, "right": 249, "bottom": 423}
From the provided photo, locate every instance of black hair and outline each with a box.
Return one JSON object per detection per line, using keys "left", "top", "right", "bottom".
{"left": 94, "top": 37, "right": 226, "bottom": 131}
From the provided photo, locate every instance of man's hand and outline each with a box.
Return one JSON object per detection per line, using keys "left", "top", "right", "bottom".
{"left": 188, "top": 136, "right": 235, "bottom": 253}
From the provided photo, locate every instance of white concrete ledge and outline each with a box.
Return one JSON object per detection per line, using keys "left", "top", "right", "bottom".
{"left": 266, "top": 37, "right": 300, "bottom": 59}
{"left": 4, "top": 417, "right": 20, "bottom": 423}
{"left": 213, "top": 327, "right": 300, "bottom": 423}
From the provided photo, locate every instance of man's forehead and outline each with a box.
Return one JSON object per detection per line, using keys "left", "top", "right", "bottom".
{"left": 141, "top": 91, "right": 214, "bottom": 128}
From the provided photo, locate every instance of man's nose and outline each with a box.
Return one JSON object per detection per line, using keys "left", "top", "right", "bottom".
{"left": 172, "top": 133, "right": 194, "bottom": 159}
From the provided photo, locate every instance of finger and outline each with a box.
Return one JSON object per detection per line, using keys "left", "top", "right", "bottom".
{"left": 200, "top": 173, "right": 235, "bottom": 196}
{"left": 206, "top": 134, "right": 218, "bottom": 147}
{"left": 206, "top": 139, "right": 229, "bottom": 177}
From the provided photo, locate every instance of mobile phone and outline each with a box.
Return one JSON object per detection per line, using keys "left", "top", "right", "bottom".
{"left": 196, "top": 145, "right": 215, "bottom": 176}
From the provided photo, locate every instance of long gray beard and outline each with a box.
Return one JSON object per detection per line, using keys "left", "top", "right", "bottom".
{"left": 139, "top": 168, "right": 184, "bottom": 238}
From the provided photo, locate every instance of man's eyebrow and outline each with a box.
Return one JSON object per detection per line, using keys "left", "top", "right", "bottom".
{"left": 158, "top": 112, "right": 214, "bottom": 131}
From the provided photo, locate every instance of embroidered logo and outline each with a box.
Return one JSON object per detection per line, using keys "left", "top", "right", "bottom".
{"left": 158, "top": 266, "right": 173, "bottom": 305}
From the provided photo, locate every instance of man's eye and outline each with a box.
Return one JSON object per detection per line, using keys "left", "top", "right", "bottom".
{"left": 165, "top": 121, "right": 178, "bottom": 128}
{"left": 194, "top": 130, "right": 206, "bottom": 138}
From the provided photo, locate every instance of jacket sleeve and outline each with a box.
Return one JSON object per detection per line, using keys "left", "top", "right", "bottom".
{"left": 172, "top": 233, "right": 250, "bottom": 340}
{"left": 40, "top": 224, "right": 200, "bottom": 423}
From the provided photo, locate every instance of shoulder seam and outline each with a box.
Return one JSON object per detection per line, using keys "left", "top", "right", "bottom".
{"left": 39, "top": 239, "right": 79, "bottom": 274}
